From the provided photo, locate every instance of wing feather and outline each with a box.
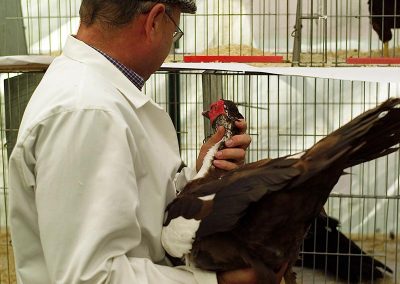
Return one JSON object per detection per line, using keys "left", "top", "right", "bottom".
{"left": 195, "top": 158, "right": 301, "bottom": 238}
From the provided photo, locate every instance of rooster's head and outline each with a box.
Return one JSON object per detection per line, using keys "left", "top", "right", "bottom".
{"left": 202, "top": 99, "right": 244, "bottom": 131}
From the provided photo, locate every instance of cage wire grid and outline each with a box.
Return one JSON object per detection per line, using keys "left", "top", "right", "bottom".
{"left": 1, "top": 0, "right": 400, "bottom": 283}
{"left": 2, "top": 0, "right": 400, "bottom": 65}
{"left": 125, "top": 72, "right": 400, "bottom": 283}
{"left": 2, "top": 70, "right": 400, "bottom": 283}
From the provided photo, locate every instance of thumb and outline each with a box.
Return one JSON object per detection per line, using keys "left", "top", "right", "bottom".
{"left": 204, "top": 126, "right": 225, "bottom": 146}
{"left": 196, "top": 126, "right": 225, "bottom": 172}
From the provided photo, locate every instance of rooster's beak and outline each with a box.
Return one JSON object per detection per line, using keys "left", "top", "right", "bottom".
{"left": 202, "top": 110, "right": 210, "bottom": 119}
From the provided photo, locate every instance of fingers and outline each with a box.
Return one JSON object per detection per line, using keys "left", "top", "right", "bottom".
{"left": 213, "top": 148, "right": 246, "bottom": 170}
{"left": 212, "top": 123, "right": 251, "bottom": 171}
{"left": 235, "top": 119, "right": 247, "bottom": 134}
{"left": 196, "top": 120, "right": 252, "bottom": 172}
{"left": 217, "top": 268, "right": 258, "bottom": 284}
{"left": 213, "top": 159, "right": 243, "bottom": 171}
{"left": 216, "top": 146, "right": 247, "bottom": 159}
{"left": 217, "top": 265, "right": 288, "bottom": 284}
{"left": 225, "top": 133, "right": 252, "bottom": 150}
{"left": 275, "top": 262, "right": 289, "bottom": 284}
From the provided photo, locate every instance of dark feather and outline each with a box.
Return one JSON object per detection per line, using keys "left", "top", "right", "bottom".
{"left": 368, "top": 0, "right": 400, "bottom": 43}
{"left": 296, "top": 213, "right": 393, "bottom": 283}
{"left": 164, "top": 98, "right": 400, "bottom": 284}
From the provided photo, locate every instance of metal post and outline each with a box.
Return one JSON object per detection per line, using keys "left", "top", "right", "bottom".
{"left": 1, "top": 0, "right": 28, "bottom": 55}
{"left": 202, "top": 71, "right": 223, "bottom": 139}
{"left": 292, "top": 0, "right": 303, "bottom": 66}
{"left": 168, "top": 71, "right": 181, "bottom": 147}
{"left": 4, "top": 73, "right": 44, "bottom": 159}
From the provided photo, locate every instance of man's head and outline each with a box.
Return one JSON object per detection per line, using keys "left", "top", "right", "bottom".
{"left": 79, "top": 0, "right": 196, "bottom": 28}
{"left": 77, "top": 0, "right": 196, "bottom": 80}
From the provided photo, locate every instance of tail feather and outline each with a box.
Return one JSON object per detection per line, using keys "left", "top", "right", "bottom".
{"left": 296, "top": 214, "right": 393, "bottom": 282}
{"left": 348, "top": 113, "right": 400, "bottom": 166}
{"left": 304, "top": 98, "right": 400, "bottom": 171}
{"left": 343, "top": 99, "right": 400, "bottom": 167}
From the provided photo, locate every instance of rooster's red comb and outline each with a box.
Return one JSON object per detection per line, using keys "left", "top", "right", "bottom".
{"left": 202, "top": 100, "right": 226, "bottom": 126}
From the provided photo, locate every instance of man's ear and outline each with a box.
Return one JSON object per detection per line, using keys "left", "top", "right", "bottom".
{"left": 143, "top": 3, "right": 166, "bottom": 41}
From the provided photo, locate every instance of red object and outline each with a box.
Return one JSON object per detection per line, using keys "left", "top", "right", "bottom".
{"left": 183, "top": 55, "right": 284, "bottom": 63}
{"left": 347, "top": 57, "right": 400, "bottom": 64}
{"left": 203, "top": 100, "right": 226, "bottom": 126}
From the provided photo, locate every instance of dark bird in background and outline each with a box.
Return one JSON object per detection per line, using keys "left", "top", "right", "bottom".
{"left": 368, "top": 0, "right": 400, "bottom": 57}
{"left": 163, "top": 98, "right": 400, "bottom": 284}
{"left": 297, "top": 213, "right": 393, "bottom": 283}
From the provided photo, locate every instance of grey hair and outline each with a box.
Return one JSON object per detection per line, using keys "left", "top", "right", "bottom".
{"left": 79, "top": 0, "right": 158, "bottom": 27}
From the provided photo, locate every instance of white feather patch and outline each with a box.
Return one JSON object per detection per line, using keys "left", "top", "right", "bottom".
{"left": 287, "top": 151, "right": 305, "bottom": 159}
{"left": 161, "top": 217, "right": 201, "bottom": 258}
{"left": 193, "top": 139, "right": 224, "bottom": 180}
{"left": 199, "top": 194, "right": 216, "bottom": 201}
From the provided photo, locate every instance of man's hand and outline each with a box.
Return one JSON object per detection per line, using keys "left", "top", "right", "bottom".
{"left": 196, "top": 119, "right": 251, "bottom": 172}
{"left": 217, "top": 262, "right": 288, "bottom": 284}
{"left": 217, "top": 268, "right": 257, "bottom": 284}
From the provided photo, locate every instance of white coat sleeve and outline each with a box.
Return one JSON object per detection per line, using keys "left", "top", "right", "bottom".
{"left": 18, "top": 109, "right": 217, "bottom": 284}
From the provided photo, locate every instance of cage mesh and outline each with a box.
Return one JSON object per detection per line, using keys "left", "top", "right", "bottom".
{"left": 1, "top": 70, "right": 399, "bottom": 283}
{"left": 1, "top": 0, "right": 400, "bottom": 283}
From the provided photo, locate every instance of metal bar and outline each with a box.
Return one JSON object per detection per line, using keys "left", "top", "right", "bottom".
{"left": 292, "top": 0, "right": 303, "bottom": 66}
{"left": 168, "top": 72, "right": 181, "bottom": 147}
{"left": 0, "top": 0, "right": 28, "bottom": 55}
{"left": 202, "top": 70, "right": 223, "bottom": 139}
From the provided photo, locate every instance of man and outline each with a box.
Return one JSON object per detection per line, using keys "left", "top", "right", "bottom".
{"left": 9, "top": 0, "right": 284, "bottom": 283}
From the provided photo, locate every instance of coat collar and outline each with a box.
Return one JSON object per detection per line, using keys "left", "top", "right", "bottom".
{"left": 62, "top": 35, "right": 150, "bottom": 109}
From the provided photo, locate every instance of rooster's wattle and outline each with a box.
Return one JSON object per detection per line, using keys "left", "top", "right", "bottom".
{"left": 162, "top": 98, "right": 400, "bottom": 284}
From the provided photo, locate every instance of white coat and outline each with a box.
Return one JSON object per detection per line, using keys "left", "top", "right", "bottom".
{"left": 9, "top": 35, "right": 217, "bottom": 284}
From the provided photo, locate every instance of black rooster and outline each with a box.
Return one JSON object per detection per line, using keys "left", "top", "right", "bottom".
{"left": 162, "top": 98, "right": 400, "bottom": 284}
{"left": 297, "top": 213, "right": 393, "bottom": 282}
{"left": 368, "top": 0, "right": 400, "bottom": 57}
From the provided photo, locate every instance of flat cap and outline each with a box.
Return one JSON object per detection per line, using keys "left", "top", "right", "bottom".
{"left": 141, "top": 0, "right": 196, "bottom": 14}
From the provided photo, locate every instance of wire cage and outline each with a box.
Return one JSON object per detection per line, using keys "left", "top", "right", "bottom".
{"left": 1, "top": 68, "right": 400, "bottom": 283}
{"left": 2, "top": 0, "right": 400, "bottom": 66}
{"left": 1, "top": 0, "right": 400, "bottom": 283}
